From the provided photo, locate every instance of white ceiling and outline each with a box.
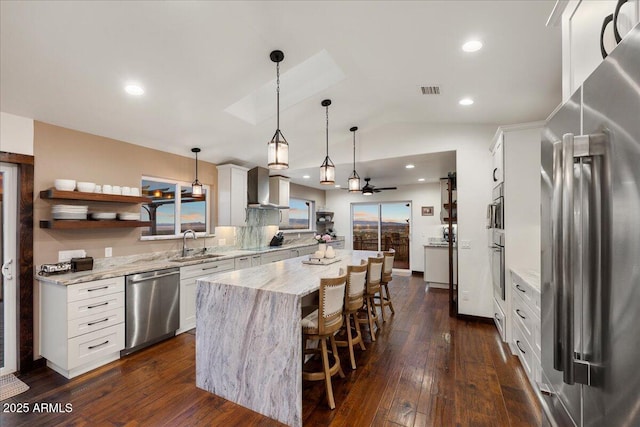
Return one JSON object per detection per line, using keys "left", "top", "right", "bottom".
{"left": 0, "top": 1, "right": 561, "bottom": 190}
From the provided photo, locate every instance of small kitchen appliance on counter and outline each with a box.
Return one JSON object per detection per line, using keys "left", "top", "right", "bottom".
{"left": 38, "top": 261, "right": 72, "bottom": 275}
{"left": 269, "top": 232, "right": 284, "bottom": 247}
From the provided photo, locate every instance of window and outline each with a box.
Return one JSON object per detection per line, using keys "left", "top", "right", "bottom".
{"left": 280, "top": 198, "right": 314, "bottom": 230}
{"left": 140, "top": 177, "right": 211, "bottom": 239}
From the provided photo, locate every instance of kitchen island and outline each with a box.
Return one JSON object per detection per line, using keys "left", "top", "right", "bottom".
{"left": 195, "top": 250, "right": 377, "bottom": 427}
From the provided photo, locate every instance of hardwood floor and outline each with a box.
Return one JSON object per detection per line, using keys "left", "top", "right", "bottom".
{"left": 2, "top": 275, "right": 542, "bottom": 426}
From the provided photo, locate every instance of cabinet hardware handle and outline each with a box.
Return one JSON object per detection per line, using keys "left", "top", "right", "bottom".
{"left": 87, "top": 286, "right": 109, "bottom": 292}
{"left": 88, "top": 318, "right": 109, "bottom": 326}
{"left": 88, "top": 340, "right": 110, "bottom": 350}
{"left": 613, "top": 0, "right": 630, "bottom": 43}
{"left": 239, "top": 257, "right": 248, "bottom": 260}
{"left": 516, "top": 340, "right": 526, "bottom": 354}
{"left": 516, "top": 309, "right": 526, "bottom": 319}
{"left": 600, "top": 14, "right": 615, "bottom": 59}
{"left": 202, "top": 266, "right": 219, "bottom": 271}
{"left": 494, "top": 313, "right": 501, "bottom": 322}
{"left": 516, "top": 284, "right": 526, "bottom": 293}
{"left": 87, "top": 302, "right": 109, "bottom": 309}
{"left": 493, "top": 168, "right": 498, "bottom": 182}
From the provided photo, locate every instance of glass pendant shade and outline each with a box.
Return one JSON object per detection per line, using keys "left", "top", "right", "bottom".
{"left": 348, "top": 173, "right": 360, "bottom": 192}
{"left": 267, "top": 130, "right": 289, "bottom": 169}
{"left": 191, "top": 147, "right": 203, "bottom": 196}
{"left": 320, "top": 156, "right": 335, "bottom": 185}
{"left": 268, "top": 50, "right": 289, "bottom": 170}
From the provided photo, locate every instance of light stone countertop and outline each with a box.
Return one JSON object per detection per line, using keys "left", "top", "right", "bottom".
{"left": 510, "top": 267, "right": 541, "bottom": 291}
{"left": 197, "top": 249, "right": 378, "bottom": 297}
{"left": 36, "top": 241, "right": 334, "bottom": 286}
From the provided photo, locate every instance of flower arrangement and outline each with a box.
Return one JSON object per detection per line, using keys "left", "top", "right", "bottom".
{"left": 314, "top": 233, "right": 332, "bottom": 244}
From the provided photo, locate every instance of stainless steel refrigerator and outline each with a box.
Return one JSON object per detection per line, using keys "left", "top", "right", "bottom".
{"left": 540, "top": 24, "right": 640, "bottom": 427}
{"left": 540, "top": 25, "right": 640, "bottom": 426}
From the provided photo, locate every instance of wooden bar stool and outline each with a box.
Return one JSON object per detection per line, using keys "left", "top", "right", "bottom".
{"left": 359, "top": 256, "right": 383, "bottom": 341}
{"left": 336, "top": 260, "right": 368, "bottom": 369}
{"left": 302, "top": 270, "right": 347, "bottom": 410}
{"left": 375, "top": 250, "right": 396, "bottom": 321}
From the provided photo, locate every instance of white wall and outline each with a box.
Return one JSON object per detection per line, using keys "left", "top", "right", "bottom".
{"left": 324, "top": 122, "right": 497, "bottom": 317}
{"left": 0, "top": 112, "right": 34, "bottom": 155}
{"left": 326, "top": 182, "right": 443, "bottom": 272}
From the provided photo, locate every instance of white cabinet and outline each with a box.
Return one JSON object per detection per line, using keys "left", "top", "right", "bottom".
{"left": 560, "top": 0, "right": 639, "bottom": 101}
{"left": 269, "top": 175, "right": 290, "bottom": 226}
{"left": 217, "top": 164, "right": 248, "bottom": 226}
{"left": 423, "top": 246, "right": 457, "bottom": 288}
{"left": 178, "top": 258, "right": 234, "bottom": 333}
{"left": 250, "top": 254, "right": 262, "bottom": 266}
{"left": 298, "top": 245, "right": 318, "bottom": 256}
{"left": 261, "top": 250, "right": 290, "bottom": 264}
{"left": 326, "top": 240, "right": 345, "bottom": 249}
{"left": 491, "top": 132, "right": 504, "bottom": 187}
{"left": 510, "top": 270, "right": 541, "bottom": 389}
{"left": 234, "top": 256, "right": 251, "bottom": 270}
{"left": 39, "top": 276, "right": 126, "bottom": 378}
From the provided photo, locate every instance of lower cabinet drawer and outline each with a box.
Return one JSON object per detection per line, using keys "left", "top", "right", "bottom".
{"left": 493, "top": 298, "right": 506, "bottom": 342}
{"left": 68, "top": 324, "right": 125, "bottom": 369}
{"left": 513, "top": 323, "right": 533, "bottom": 377}
{"left": 67, "top": 292, "right": 124, "bottom": 320}
{"left": 67, "top": 308, "right": 124, "bottom": 339}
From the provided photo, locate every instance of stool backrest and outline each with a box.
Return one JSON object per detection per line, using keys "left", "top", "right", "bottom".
{"left": 345, "top": 262, "right": 368, "bottom": 311}
{"left": 366, "top": 256, "right": 383, "bottom": 293}
{"left": 382, "top": 250, "right": 395, "bottom": 281}
{"left": 319, "top": 271, "right": 347, "bottom": 335}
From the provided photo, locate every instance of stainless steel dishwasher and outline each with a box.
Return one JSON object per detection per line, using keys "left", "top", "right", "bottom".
{"left": 122, "top": 267, "right": 180, "bottom": 356}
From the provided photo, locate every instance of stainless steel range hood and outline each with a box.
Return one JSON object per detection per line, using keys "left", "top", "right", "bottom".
{"left": 247, "top": 167, "right": 289, "bottom": 209}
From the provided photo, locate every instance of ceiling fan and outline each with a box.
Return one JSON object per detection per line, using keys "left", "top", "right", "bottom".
{"left": 361, "top": 177, "right": 397, "bottom": 196}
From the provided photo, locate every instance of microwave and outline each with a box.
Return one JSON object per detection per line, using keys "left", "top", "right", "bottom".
{"left": 487, "top": 183, "right": 504, "bottom": 230}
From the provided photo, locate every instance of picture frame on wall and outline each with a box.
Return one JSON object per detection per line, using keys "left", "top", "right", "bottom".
{"left": 421, "top": 206, "right": 434, "bottom": 216}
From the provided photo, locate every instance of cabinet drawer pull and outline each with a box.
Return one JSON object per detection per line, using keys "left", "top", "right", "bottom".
{"left": 516, "top": 340, "right": 526, "bottom": 354}
{"left": 87, "top": 302, "right": 109, "bottom": 309}
{"left": 88, "top": 340, "right": 110, "bottom": 350}
{"left": 202, "top": 266, "right": 219, "bottom": 271}
{"left": 516, "top": 309, "right": 526, "bottom": 319}
{"left": 87, "top": 286, "right": 109, "bottom": 292}
{"left": 516, "top": 284, "right": 526, "bottom": 293}
{"left": 87, "top": 318, "right": 109, "bottom": 326}
{"left": 239, "top": 257, "right": 248, "bottom": 261}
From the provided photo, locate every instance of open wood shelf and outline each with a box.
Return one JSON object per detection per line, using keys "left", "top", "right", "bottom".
{"left": 39, "top": 220, "right": 151, "bottom": 230}
{"left": 40, "top": 188, "right": 151, "bottom": 204}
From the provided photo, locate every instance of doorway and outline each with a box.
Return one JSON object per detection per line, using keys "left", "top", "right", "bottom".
{"left": 351, "top": 202, "right": 411, "bottom": 270}
{"left": 1, "top": 163, "right": 18, "bottom": 375}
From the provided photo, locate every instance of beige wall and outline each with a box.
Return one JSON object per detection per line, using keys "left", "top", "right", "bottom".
{"left": 34, "top": 121, "right": 218, "bottom": 267}
{"left": 289, "top": 182, "right": 326, "bottom": 212}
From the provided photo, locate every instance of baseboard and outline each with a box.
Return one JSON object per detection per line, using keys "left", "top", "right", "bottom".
{"left": 456, "top": 313, "right": 493, "bottom": 324}
{"left": 411, "top": 271, "right": 423, "bottom": 277}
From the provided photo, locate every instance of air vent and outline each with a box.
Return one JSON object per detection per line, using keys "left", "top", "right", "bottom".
{"left": 421, "top": 85, "right": 441, "bottom": 95}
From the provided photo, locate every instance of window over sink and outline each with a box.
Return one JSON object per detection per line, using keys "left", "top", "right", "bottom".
{"left": 279, "top": 197, "right": 314, "bottom": 231}
{"left": 140, "top": 177, "right": 211, "bottom": 239}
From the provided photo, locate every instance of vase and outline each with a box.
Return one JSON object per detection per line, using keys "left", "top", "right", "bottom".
{"left": 318, "top": 243, "right": 327, "bottom": 253}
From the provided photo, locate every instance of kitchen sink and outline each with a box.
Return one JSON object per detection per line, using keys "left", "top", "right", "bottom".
{"left": 170, "top": 254, "right": 225, "bottom": 263}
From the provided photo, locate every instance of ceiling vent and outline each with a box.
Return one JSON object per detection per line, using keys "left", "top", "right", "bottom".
{"left": 421, "top": 85, "right": 441, "bottom": 95}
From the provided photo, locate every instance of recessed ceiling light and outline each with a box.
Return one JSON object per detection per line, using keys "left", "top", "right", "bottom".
{"left": 125, "top": 84, "right": 144, "bottom": 96}
{"left": 418, "top": 178, "right": 425, "bottom": 182}
{"left": 462, "top": 40, "right": 483, "bottom": 52}
{"left": 334, "top": 184, "right": 341, "bottom": 188}
{"left": 303, "top": 175, "right": 310, "bottom": 179}
{"left": 459, "top": 98, "right": 474, "bottom": 106}
{"left": 405, "top": 164, "right": 415, "bottom": 169}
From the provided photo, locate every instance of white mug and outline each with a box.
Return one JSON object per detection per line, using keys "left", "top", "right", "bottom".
{"left": 112, "top": 185, "right": 122, "bottom": 195}
{"left": 122, "top": 186, "right": 131, "bottom": 195}
{"left": 131, "top": 187, "right": 140, "bottom": 196}
{"left": 103, "top": 184, "right": 113, "bottom": 194}
{"left": 95, "top": 185, "right": 102, "bottom": 193}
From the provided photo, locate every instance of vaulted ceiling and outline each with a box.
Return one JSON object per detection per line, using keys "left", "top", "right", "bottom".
{"left": 1, "top": 1, "right": 561, "bottom": 188}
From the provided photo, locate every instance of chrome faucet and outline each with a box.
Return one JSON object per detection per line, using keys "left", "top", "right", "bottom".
{"left": 182, "top": 229, "right": 197, "bottom": 257}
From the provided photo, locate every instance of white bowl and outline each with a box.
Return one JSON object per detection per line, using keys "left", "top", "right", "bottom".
{"left": 76, "top": 182, "right": 96, "bottom": 193}
{"left": 54, "top": 179, "right": 76, "bottom": 191}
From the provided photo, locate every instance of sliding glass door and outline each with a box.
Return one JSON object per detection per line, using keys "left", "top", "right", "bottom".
{"left": 351, "top": 202, "right": 411, "bottom": 270}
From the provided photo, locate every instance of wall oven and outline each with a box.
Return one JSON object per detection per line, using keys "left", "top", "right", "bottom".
{"left": 487, "top": 183, "right": 504, "bottom": 230}
{"left": 490, "top": 230, "right": 505, "bottom": 300}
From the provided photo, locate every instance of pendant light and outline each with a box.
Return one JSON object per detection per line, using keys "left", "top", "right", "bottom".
{"left": 348, "top": 126, "right": 361, "bottom": 192}
{"left": 267, "top": 50, "right": 289, "bottom": 169}
{"left": 191, "top": 147, "right": 203, "bottom": 196}
{"left": 319, "top": 99, "right": 335, "bottom": 185}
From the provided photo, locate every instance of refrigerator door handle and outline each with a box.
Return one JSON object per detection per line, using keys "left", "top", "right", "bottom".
{"left": 552, "top": 139, "right": 564, "bottom": 372}
{"left": 561, "top": 133, "right": 576, "bottom": 385}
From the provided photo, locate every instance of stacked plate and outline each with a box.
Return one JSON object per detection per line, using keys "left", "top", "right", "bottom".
{"left": 52, "top": 205, "right": 88, "bottom": 220}
{"left": 91, "top": 212, "right": 117, "bottom": 220}
{"left": 118, "top": 212, "right": 141, "bottom": 221}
